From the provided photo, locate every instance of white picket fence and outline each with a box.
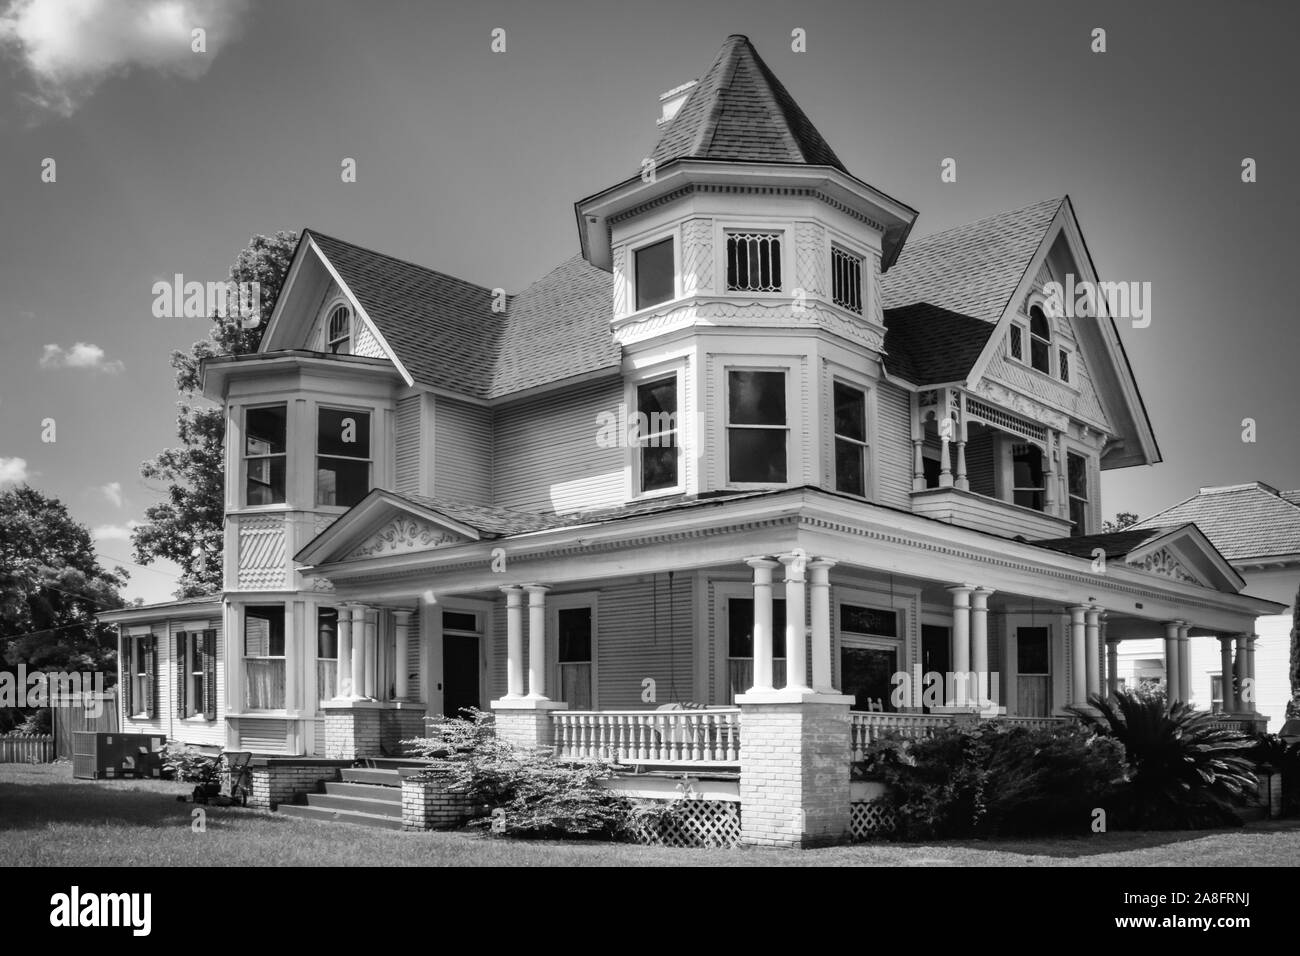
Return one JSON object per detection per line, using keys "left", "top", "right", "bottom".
{"left": 0, "top": 733, "right": 56, "bottom": 763}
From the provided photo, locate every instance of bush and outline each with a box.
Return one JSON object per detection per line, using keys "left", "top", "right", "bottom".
{"left": 863, "top": 721, "right": 1126, "bottom": 840}
{"left": 1247, "top": 733, "right": 1300, "bottom": 816}
{"left": 160, "top": 743, "right": 218, "bottom": 784}
{"left": 403, "top": 710, "right": 631, "bottom": 839}
{"left": 1070, "top": 691, "right": 1258, "bottom": 829}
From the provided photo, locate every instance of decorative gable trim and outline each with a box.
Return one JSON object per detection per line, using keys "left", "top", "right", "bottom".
{"left": 1123, "top": 524, "right": 1246, "bottom": 593}
{"left": 295, "top": 489, "right": 483, "bottom": 567}
{"left": 1131, "top": 546, "right": 1199, "bottom": 586}
{"left": 347, "top": 515, "right": 470, "bottom": 560}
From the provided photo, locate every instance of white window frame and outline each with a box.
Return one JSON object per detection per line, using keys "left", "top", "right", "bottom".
{"left": 315, "top": 404, "right": 373, "bottom": 510}
{"left": 548, "top": 593, "right": 599, "bottom": 711}
{"left": 833, "top": 584, "right": 915, "bottom": 705}
{"left": 128, "top": 632, "right": 151, "bottom": 719}
{"left": 722, "top": 363, "right": 794, "bottom": 489}
{"left": 829, "top": 244, "right": 865, "bottom": 316}
{"left": 242, "top": 604, "right": 288, "bottom": 714}
{"left": 1065, "top": 449, "right": 1091, "bottom": 535}
{"left": 714, "top": 220, "right": 790, "bottom": 301}
{"left": 625, "top": 361, "right": 687, "bottom": 501}
{"left": 315, "top": 607, "right": 339, "bottom": 707}
{"left": 712, "top": 579, "right": 788, "bottom": 705}
{"left": 323, "top": 300, "right": 353, "bottom": 355}
{"left": 242, "top": 402, "right": 288, "bottom": 509}
{"left": 627, "top": 228, "right": 680, "bottom": 316}
{"left": 185, "top": 630, "right": 205, "bottom": 719}
{"left": 723, "top": 228, "right": 785, "bottom": 295}
{"left": 1007, "top": 321, "right": 1028, "bottom": 364}
{"left": 829, "top": 373, "right": 874, "bottom": 500}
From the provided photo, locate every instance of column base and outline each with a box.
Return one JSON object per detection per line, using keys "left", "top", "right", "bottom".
{"left": 490, "top": 698, "right": 567, "bottom": 749}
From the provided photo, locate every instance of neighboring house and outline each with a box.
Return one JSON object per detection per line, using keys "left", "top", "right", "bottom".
{"left": 1111, "top": 482, "right": 1299, "bottom": 732}
{"left": 101, "top": 35, "right": 1279, "bottom": 837}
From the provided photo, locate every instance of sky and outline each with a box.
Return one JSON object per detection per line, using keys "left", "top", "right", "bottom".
{"left": 0, "top": 0, "right": 1297, "bottom": 604}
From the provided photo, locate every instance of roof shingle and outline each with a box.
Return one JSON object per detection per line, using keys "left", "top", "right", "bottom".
{"left": 882, "top": 302, "right": 997, "bottom": 385}
{"left": 1132, "top": 483, "right": 1300, "bottom": 561}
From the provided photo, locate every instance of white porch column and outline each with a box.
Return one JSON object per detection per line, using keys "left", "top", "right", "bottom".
{"left": 1177, "top": 623, "right": 1193, "bottom": 708}
{"left": 393, "top": 609, "right": 412, "bottom": 701}
{"left": 954, "top": 440, "right": 969, "bottom": 491}
{"left": 1246, "top": 635, "right": 1258, "bottom": 713}
{"left": 1106, "top": 639, "right": 1120, "bottom": 696}
{"left": 947, "top": 585, "right": 972, "bottom": 704}
{"left": 1068, "top": 606, "right": 1088, "bottom": 705}
{"left": 1219, "top": 636, "right": 1237, "bottom": 714}
{"left": 524, "top": 585, "right": 549, "bottom": 700}
{"left": 970, "top": 587, "right": 993, "bottom": 705}
{"left": 911, "top": 439, "right": 926, "bottom": 491}
{"left": 335, "top": 604, "right": 353, "bottom": 698}
{"left": 747, "top": 558, "right": 780, "bottom": 692}
{"left": 1084, "top": 606, "right": 1103, "bottom": 697}
{"left": 350, "top": 604, "right": 368, "bottom": 701}
{"left": 808, "top": 559, "right": 836, "bottom": 693}
{"left": 939, "top": 432, "right": 953, "bottom": 488}
{"left": 501, "top": 586, "right": 524, "bottom": 699}
{"left": 1164, "top": 621, "right": 1182, "bottom": 703}
{"left": 779, "top": 552, "right": 809, "bottom": 693}
{"left": 363, "top": 607, "right": 378, "bottom": 699}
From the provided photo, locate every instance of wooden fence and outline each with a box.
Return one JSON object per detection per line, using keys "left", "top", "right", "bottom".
{"left": 53, "top": 689, "right": 119, "bottom": 758}
{"left": 0, "top": 733, "right": 56, "bottom": 763}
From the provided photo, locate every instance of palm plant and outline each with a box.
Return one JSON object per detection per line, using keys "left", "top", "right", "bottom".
{"left": 1069, "top": 690, "right": 1258, "bottom": 829}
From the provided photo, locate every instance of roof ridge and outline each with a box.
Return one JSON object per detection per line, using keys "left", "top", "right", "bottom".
{"left": 904, "top": 196, "right": 1065, "bottom": 247}
{"left": 1196, "top": 481, "right": 1280, "bottom": 495}
{"left": 307, "top": 228, "right": 498, "bottom": 296}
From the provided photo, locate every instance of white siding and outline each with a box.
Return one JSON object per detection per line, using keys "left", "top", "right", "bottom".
{"left": 434, "top": 396, "right": 492, "bottom": 505}
{"left": 394, "top": 394, "right": 422, "bottom": 496}
{"left": 596, "top": 576, "right": 696, "bottom": 709}
{"left": 875, "top": 380, "right": 913, "bottom": 509}
{"left": 120, "top": 616, "right": 224, "bottom": 748}
{"left": 492, "top": 378, "right": 624, "bottom": 514}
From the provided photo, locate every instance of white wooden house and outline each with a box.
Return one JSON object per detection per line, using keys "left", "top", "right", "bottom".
{"left": 102, "top": 35, "right": 1281, "bottom": 844}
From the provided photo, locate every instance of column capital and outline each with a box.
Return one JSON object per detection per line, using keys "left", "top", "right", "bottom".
{"left": 778, "top": 551, "right": 808, "bottom": 582}
{"left": 1067, "top": 604, "right": 1088, "bottom": 620}
{"left": 1246, "top": 633, "right": 1259, "bottom": 646}
{"left": 1177, "top": 622, "right": 1192, "bottom": 639}
{"left": 970, "top": 588, "right": 993, "bottom": 610}
{"left": 499, "top": 584, "right": 524, "bottom": 596}
{"left": 1164, "top": 620, "right": 1183, "bottom": 636}
{"left": 946, "top": 584, "right": 974, "bottom": 599}
{"left": 392, "top": 609, "right": 413, "bottom": 624}
{"left": 522, "top": 583, "right": 550, "bottom": 597}
{"left": 745, "top": 556, "right": 781, "bottom": 570}
{"left": 1105, "top": 637, "right": 1122, "bottom": 648}
{"left": 1085, "top": 605, "right": 1104, "bottom": 622}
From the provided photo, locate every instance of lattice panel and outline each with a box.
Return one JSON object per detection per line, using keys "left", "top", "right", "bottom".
{"left": 850, "top": 800, "right": 897, "bottom": 841}
{"left": 628, "top": 799, "right": 741, "bottom": 849}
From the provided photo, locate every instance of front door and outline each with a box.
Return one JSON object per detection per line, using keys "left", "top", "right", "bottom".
{"left": 1016, "top": 626, "right": 1051, "bottom": 717}
{"left": 840, "top": 646, "right": 898, "bottom": 712}
{"left": 442, "top": 634, "right": 479, "bottom": 719}
{"left": 921, "top": 624, "right": 949, "bottom": 712}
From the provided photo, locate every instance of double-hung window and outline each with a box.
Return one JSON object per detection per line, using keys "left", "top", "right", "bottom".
{"left": 1011, "top": 442, "right": 1045, "bottom": 511}
{"left": 244, "top": 606, "right": 286, "bottom": 711}
{"left": 317, "top": 608, "right": 339, "bottom": 703}
{"left": 636, "top": 375, "right": 678, "bottom": 493}
{"left": 317, "top": 408, "right": 371, "bottom": 508}
{"left": 1029, "top": 306, "right": 1051, "bottom": 374}
{"left": 833, "top": 381, "right": 869, "bottom": 497}
{"left": 244, "top": 405, "right": 287, "bottom": 506}
{"left": 726, "top": 370, "right": 788, "bottom": 484}
{"left": 1067, "top": 452, "right": 1089, "bottom": 535}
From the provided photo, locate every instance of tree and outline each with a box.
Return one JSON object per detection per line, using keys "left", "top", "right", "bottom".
{"left": 0, "top": 486, "right": 127, "bottom": 731}
{"left": 132, "top": 231, "right": 299, "bottom": 597}
{"left": 1102, "top": 512, "right": 1140, "bottom": 533}
{"left": 1288, "top": 580, "right": 1299, "bottom": 720}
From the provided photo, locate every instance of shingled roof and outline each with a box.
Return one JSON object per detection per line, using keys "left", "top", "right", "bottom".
{"left": 307, "top": 233, "right": 619, "bottom": 401}
{"left": 1033, "top": 526, "right": 1173, "bottom": 560}
{"left": 882, "top": 302, "right": 997, "bottom": 385}
{"left": 650, "top": 34, "right": 848, "bottom": 173}
{"left": 1132, "top": 483, "right": 1300, "bottom": 561}
{"left": 881, "top": 197, "right": 1064, "bottom": 321}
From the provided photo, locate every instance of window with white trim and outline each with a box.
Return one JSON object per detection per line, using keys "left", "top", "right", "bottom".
{"left": 833, "top": 381, "right": 869, "bottom": 497}
{"left": 1011, "top": 442, "right": 1045, "bottom": 511}
{"left": 726, "top": 232, "right": 782, "bottom": 292}
{"left": 636, "top": 375, "right": 678, "bottom": 493}
{"left": 634, "top": 238, "right": 675, "bottom": 311}
{"left": 244, "top": 404, "right": 287, "bottom": 506}
{"left": 557, "top": 606, "right": 595, "bottom": 711}
{"left": 726, "top": 370, "right": 787, "bottom": 484}
{"left": 316, "top": 407, "right": 371, "bottom": 507}
{"left": 1009, "top": 324, "right": 1024, "bottom": 362}
{"left": 186, "top": 631, "right": 204, "bottom": 717}
{"left": 325, "top": 304, "right": 352, "bottom": 354}
{"left": 727, "top": 597, "right": 786, "bottom": 703}
{"left": 830, "top": 246, "right": 863, "bottom": 314}
{"left": 1029, "top": 305, "right": 1051, "bottom": 374}
{"left": 1067, "top": 452, "right": 1089, "bottom": 535}
{"left": 317, "top": 608, "right": 338, "bottom": 704}
{"left": 1058, "top": 348, "right": 1071, "bottom": 384}
{"left": 244, "top": 605, "right": 285, "bottom": 711}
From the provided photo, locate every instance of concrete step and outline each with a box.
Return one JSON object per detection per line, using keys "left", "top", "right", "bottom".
{"left": 340, "top": 767, "right": 402, "bottom": 786}
{"left": 324, "top": 780, "right": 403, "bottom": 803}
{"left": 276, "top": 803, "right": 403, "bottom": 831}
{"left": 358, "top": 756, "right": 434, "bottom": 770}
{"left": 306, "top": 792, "right": 402, "bottom": 818}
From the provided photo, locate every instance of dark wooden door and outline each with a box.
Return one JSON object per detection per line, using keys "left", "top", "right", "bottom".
{"left": 442, "top": 634, "right": 480, "bottom": 718}
{"left": 840, "top": 646, "right": 898, "bottom": 712}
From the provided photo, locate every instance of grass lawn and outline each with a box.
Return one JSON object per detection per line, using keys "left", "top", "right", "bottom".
{"left": 3, "top": 762, "right": 1298, "bottom": 866}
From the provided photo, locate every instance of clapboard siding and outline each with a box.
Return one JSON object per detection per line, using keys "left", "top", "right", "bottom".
{"left": 492, "top": 377, "right": 624, "bottom": 514}
{"left": 875, "top": 380, "right": 913, "bottom": 509}
{"left": 120, "top": 616, "right": 224, "bottom": 747}
{"left": 434, "top": 397, "right": 492, "bottom": 505}
{"left": 596, "top": 576, "right": 696, "bottom": 709}
{"left": 406, "top": 610, "right": 422, "bottom": 702}
{"left": 394, "top": 394, "right": 422, "bottom": 495}
{"left": 237, "top": 719, "right": 290, "bottom": 754}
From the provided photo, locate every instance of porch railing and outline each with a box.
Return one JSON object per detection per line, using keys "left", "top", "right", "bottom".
{"left": 553, "top": 709, "right": 741, "bottom": 767}
{"left": 849, "top": 712, "right": 1072, "bottom": 762}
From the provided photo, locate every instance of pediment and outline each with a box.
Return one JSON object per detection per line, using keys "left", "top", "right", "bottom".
{"left": 345, "top": 515, "right": 470, "bottom": 560}
{"left": 295, "top": 489, "right": 483, "bottom": 567}
{"left": 1123, "top": 525, "right": 1245, "bottom": 593}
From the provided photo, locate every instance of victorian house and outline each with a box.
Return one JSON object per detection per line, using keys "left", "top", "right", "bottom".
{"left": 102, "top": 35, "right": 1280, "bottom": 843}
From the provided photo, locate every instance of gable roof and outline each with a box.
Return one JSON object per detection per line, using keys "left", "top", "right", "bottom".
{"left": 292, "top": 233, "right": 619, "bottom": 401}
{"left": 1132, "top": 482, "right": 1300, "bottom": 561}
{"left": 881, "top": 197, "right": 1064, "bottom": 321}
{"left": 1033, "top": 526, "right": 1173, "bottom": 560}
{"left": 650, "top": 34, "right": 847, "bottom": 174}
{"left": 882, "top": 302, "right": 998, "bottom": 386}
{"left": 1034, "top": 522, "right": 1246, "bottom": 592}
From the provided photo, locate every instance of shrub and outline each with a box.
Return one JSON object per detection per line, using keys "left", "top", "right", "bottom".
{"left": 863, "top": 721, "right": 1126, "bottom": 840}
{"left": 160, "top": 743, "right": 218, "bottom": 784}
{"left": 1070, "top": 691, "right": 1258, "bottom": 829}
{"left": 1247, "top": 733, "right": 1300, "bottom": 816}
{"left": 403, "top": 710, "right": 631, "bottom": 839}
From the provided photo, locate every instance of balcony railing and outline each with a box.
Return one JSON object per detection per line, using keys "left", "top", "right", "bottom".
{"left": 849, "top": 711, "right": 1072, "bottom": 762}
{"left": 553, "top": 709, "right": 741, "bottom": 767}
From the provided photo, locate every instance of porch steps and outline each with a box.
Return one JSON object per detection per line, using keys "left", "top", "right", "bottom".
{"left": 275, "top": 767, "right": 405, "bottom": 831}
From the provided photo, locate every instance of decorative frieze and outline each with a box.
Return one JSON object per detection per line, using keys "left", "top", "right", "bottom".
{"left": 613, "top": 298, "right": 884, "bottom": 351}
{"left": 1131, "top": 547, "right": 1200, "bottom": 586}
{"left": 347, "top": 516, "right": 465, "bottom": 559}
{"left": 237, "top": 515, "right": 286, "bottom": 590}
{"left": 681, "top": 218, "right": 713, "bottom": 296}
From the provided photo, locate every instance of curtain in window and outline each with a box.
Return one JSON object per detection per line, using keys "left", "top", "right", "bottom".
{"left": 317, "top": 660, "right": 338, "bottom": 703}
{"left": 727, "top": 658, "right": 787, "bottom": 703}
{"left": 560, "top": 662, "right": 592, "bottom": 710}
{"left": 245, "top": 659, "right": 285, "bottom": 710}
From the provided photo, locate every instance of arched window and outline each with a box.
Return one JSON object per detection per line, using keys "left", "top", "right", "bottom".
{"left": 1028, "top": 305, "right": 1051, "bottom": 373}
{"left": 325, "top": 304, "right": 351, "bottom": 355}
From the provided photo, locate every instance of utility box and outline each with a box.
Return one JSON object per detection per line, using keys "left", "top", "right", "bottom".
{"left": 72, "top": 732, "right": 166, "bottom": 779}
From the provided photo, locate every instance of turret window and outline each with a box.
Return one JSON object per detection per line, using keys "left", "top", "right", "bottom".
{"left": 726, "top": 232, "right": 782, "bottom": 293}
{"left": 833, "top": 381, "right": 869, "bottom": 497}
{"left": 831, "top": 246, "right": 863, "bottom": 314}
{"left": 316, "top": 408, "right": 372, "bottom": 507}
{"left": 634, "top": 238, "right": 675, "bottom": 310}
{"left": 727, "top": 370, "right": 788, "bottom": 484}
{"left": 244, "top": 404, "right": 287, "bottom": 506}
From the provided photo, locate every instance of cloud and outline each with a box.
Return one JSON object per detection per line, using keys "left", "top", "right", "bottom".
{"left": 0, "top": 456, "right": 29, "bottom": 487}
{"left": 0, "top": 0, "right": 251, "bottom": 116}
{"left": 100, "top": 481, "right": 123, "bottom": 507}
{"left": 40, "top": 342, "right": 123, "bottom": 373}
{"left": 91, "top": 520, "right": 140, "bottom": 542}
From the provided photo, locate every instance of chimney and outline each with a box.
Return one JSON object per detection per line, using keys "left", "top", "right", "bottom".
{"left": 657, "top": 80, "right": 698, "bottom": 127}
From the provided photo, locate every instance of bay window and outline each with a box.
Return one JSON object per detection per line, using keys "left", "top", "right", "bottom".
{"left": 317, "top": 608, "right": 338, "bottom": 703}
{"left": 636, "top": 375, "right": 678, "bottom": 493}
{"left": 244, "top": 405, "right": 287, "bottom": 506}
{"left": 634, "top": 237, "right": 674, "bottom": 311}
{"left": 726, "top": 369, "right": 787, "bottom": 484}
{"left": 317, "top": 407, "right": 371, "bottom": 507}
{"left": 244, "top": 605, "right": 286, "bottom": 711}
{"left": 726, "top": 232, "right": 782, "bottom": 292}
{"left": 831, "top": 246, "right": 863, "bottom": 314}
{"left": 833, "top": 381, "right": 868, "bottom": 497}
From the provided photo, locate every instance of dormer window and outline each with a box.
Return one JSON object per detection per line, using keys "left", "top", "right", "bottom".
{"left": 726, "top": 232, "right": 782, "bottom": 293}
{"left": 830, "top": 246, "right": 863, "bottom": 314}
{"left": 634, "top": 238, "right": 675, "bottom": 311}
{"left": 326, "top": 304, "right": 352, "bottom": 355}
{"left": 1028, "top": 305, "right": 1051, "bottom": 374}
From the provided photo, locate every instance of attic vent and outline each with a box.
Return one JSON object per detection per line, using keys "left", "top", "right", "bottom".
{"left": 965, "top": 397, "right": 1047, "bottom": 442}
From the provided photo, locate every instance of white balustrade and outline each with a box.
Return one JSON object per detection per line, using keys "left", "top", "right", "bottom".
{"left": 551, "top": 709, "right": 741, "bottom": 766}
